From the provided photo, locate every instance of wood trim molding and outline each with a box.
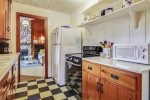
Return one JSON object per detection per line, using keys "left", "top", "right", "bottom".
{"left": 16, "top": 12, "right": 47, "bottom": 20}
{"left": 44, "top": 18, "right": 48, "bottom": 79}
{"left": 16, "top": 12, "right": 48, "bottom": 82}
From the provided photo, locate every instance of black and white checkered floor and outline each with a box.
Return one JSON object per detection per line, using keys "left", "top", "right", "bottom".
{"left": 15, "top": 78, "right": 81, "bottom": 100}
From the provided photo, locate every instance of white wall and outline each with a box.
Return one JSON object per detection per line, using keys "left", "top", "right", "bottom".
{"left": 21, "top": 66, "right": 44, "bottom": 77}
{"left": 71, "top": 1, "right": 150, "bottom": 45}
{"left": 10, "top": 2, "right": 71, "bottom": 77}
{"left": 71, "top": 0, "right": 99, "bottom": 26}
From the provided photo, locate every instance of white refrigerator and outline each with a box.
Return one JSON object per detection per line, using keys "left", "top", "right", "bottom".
{"left": 51, "top": 26, "right": 81, "bottom": 86}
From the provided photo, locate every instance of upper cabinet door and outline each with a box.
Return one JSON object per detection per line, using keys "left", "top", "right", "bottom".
{"left": 5, "top": 0, "right": 10, "bottom": 39}
{"left": 0, "top": 0, "right": 11, "bottom": 40}
{"left": 0, "top": 0, "right": 5, "bottom": 39}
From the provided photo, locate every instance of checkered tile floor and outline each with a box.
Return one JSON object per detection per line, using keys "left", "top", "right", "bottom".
{"left": 15, "top": 78, "right": 81, "bottom": 100}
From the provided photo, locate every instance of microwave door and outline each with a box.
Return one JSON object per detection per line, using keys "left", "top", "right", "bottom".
{"left": 115, "top": 46, "right": 136, "bottom": 59}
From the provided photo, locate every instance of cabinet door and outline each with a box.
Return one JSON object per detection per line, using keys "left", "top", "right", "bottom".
{"left": 0, "top": 72, "right": 9, "bottom": 100}
{"left": 82, "top": 71, "right": 88, "bottom": 100}
{"left": 0, "top": 0, "right": 5, "bottom": 39}
{"left": 101, "top": 79, "right": 117, "bottom": 100}
{"left": 118, "top": 87, "right": 135, "bottom": 100}
{"left": 5, "top": 0, "right": 8, "bottom": 39}
{"left": 88, "top": 74, "right": 100, "bottom": 100}
{"left": 7, "top": 0, "right": 11, "bottom": 39}
{"left": 0, "top": 0, "right": 11, "bottom": 40}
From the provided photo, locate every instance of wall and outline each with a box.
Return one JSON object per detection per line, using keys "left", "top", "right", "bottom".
{"left": 71, "top": 1, "right": 150, "bottom": 45}
{"left": 71, "top": 0, "right": 99, "bottom": 26}
{"left": 10, "top": 2, "right": 71, "bottom": 77}
{"left": 21, "top": 66, "right": 45, "bottom": 77}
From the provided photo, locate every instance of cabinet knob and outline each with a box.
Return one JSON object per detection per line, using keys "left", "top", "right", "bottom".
{"left": 7, "top": 26, "right": 10, "bottom": 32}
{"left": 88, "top": 66, "right": 92, "bottom": 70}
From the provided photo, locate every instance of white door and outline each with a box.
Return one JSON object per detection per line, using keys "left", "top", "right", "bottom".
{"left": 52, "top": 28, "right": 61, "bottom": 45}
{"left": 51, "top": 45, "right": 61, "bottom": 83}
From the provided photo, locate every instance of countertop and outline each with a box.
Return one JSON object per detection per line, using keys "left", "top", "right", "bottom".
{"left": 82, "top": 57, "right": 150, "bottom": 74}
{"left": 0, "top": 53, "right": 20, "bottom": 80}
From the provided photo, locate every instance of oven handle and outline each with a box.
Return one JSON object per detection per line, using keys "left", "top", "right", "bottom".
{"left": 66, "top": 61, "right": 81, "bottom": 67}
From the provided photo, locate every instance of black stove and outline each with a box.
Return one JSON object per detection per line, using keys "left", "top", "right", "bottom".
{"left": 66, "top": 53, "right": 82, "bottom": 66}
{"left": 65, "top": 46, "right": 102, "bottom": 95}
{"left": 66, "top": 46, "right": 102, "bottom": 65}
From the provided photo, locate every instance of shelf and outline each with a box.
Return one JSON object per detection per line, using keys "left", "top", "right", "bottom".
{"left": 82, "top": 0, "right": 120, "bottom": 14}
{"left": 79, "top": 0, "right": 150, "bottom": 28}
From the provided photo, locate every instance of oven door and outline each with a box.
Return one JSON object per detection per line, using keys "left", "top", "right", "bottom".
{"left": 66, "top": 60, "right": 82, "bottom": 94}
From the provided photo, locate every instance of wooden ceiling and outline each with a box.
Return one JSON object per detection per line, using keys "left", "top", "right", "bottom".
{"left": 13, "top": 0, "right": 86, "bottom": 14}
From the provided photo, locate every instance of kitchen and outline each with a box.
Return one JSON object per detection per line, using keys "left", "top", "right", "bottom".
{"left": 0, "top": 0, "right": 150, "bottom": 100}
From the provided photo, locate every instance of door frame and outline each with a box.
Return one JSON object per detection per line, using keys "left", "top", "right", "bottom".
{"left": 16, "top": 12, "right": 48, "bottom": 82}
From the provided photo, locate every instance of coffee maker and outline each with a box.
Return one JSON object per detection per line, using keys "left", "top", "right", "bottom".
{"left": 0, "top": 42, "right": 9, "bottom": 54}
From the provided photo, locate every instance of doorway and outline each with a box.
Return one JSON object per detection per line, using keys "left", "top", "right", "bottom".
{"left": 16, "top": 13, "right": 48, "bottom": 82}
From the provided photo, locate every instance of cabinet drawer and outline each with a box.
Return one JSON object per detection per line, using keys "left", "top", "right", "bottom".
{"left": 101, "top": 66, "right": 140, "bottom": 91}
{"left": 0, "top": 72, "right": 9, "bottom": 100}
{"left": 82, "top": 61, "right": 100, "bottom": 77}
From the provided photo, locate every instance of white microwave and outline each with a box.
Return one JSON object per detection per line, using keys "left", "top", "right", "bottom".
{"left": 113, "top": 44, "right": 150, "bottom": 64}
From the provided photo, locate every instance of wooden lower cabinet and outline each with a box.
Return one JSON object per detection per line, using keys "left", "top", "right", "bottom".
{"left": 101, "top": 78, "right": 135, "bottom": 100}
{"left": 82, "top": 71, "right": 88, "bottom": 100}
{"left": 82, "top": 60, "right": 141, "bottom": 100}
{"left": 0, "top": 72, "right": 9, "bottom": 100}
{"left": 118, "top": 87, "right": 135, "bottom": 100}
{"left": 0, "top": 60, "right": 18, "bottom": 100}
{"left": 82, "top": 71, "right": 100, "bottom": 100}
{"left": 101, "top": 78, "right": 117, "bottom": 100}
{"left": 88, "top": 74, "right": 100, "bottom": 100}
